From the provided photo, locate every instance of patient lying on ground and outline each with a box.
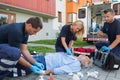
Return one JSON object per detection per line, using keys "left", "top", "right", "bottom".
{"left": 34, "top": 52, "right": 90, "bottom": 75}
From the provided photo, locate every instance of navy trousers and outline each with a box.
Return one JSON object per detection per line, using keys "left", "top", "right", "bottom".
{"left": 0, "top": 44, "right": 21, "bottom": 80}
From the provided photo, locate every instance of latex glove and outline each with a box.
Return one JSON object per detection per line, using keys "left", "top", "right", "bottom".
{"left": 33, "top": 61, "right": 44, "bottom": 70}
{"left": 30, "top": 65, "right": 42, "bottom": 74}
{"left": 93, "top": 27, "right": 98, "bottom": 32}
{"left": 65, "top": 48, "right": 72, "bottom": 55}
{"left": 101, "top": 46, "right": 111, "bottom": 51}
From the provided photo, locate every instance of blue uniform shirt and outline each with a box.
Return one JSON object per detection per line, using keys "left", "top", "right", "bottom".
{"left": 99, "top": 19, "right": 120, "bottom": 56}
{"left": 45, "top": 52, "right": 81, "bottom": 74}
{"left": 55, "top": 25, "right": 77, "bottom": 52}
{"left": 0, "top": 23, "right": 29, "bottom": 48}
{"left": 101, "top": 19, "right": 120, "bottom": 46}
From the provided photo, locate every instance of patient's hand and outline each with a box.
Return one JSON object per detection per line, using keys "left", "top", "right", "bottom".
{"left": 45, "top": 70, "right": 54, "bottom": 74}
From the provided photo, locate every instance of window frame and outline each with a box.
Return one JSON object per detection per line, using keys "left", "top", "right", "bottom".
{"left": 0, "top": 12, "right": 16, "bottom": 25}
{"left": 68, "top": 12, "right": 77, "bottom": 23}
{"left": 42, "top": 17, "right": 48, "bottom": 23}
{"left": 113, "top": 3, "right": 120, "bottom": 15}
{"left": 78, "top": 8, "right": 86, "bottom": 19}
{"left": 58, "top": 11, "right": 62, "bottom": 22}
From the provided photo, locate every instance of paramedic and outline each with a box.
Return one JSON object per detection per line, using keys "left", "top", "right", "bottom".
{"left": 55, "top": 20, "right": 84, "bottom": 55}
{"left": 93, "top": 9, "right": 120, "bottom": 57}
{"left": 0, "top": 17, "right": 44, "bottom": 79}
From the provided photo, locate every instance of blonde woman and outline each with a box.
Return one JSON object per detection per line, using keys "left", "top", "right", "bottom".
{"left": 55, "top": 20, "right": 84, "bottom": 55}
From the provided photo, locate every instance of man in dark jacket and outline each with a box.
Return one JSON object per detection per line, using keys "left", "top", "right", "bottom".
{"left": 0, "top": 17, "right": 44, "bottom": 80}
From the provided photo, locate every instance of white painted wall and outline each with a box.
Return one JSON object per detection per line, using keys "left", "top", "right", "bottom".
{"left": 0, "top": 0, "right": 66, "bottom": 41}
{"left": 52, "top": 0, "right": 66, "bottom": 31}
{"left": 15, "top": 12, "right": 58, "bottom": 41}
{"left": 0, "top": 10, "right": 57, "bottom": 41}
{"left": 15, "top": 0, "right": 66, "bottom": 41}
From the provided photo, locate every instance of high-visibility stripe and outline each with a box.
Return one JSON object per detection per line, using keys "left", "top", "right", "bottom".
{"left": 0, "top": 65, "right": 13, "bottom": 71}
{"left": 1, "top": 59, "right": 17, "bottom": 65}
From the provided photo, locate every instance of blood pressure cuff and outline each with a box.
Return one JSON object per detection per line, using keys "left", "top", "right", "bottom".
{"left": 93, "top": 50, "right": 120, "bottom": 70}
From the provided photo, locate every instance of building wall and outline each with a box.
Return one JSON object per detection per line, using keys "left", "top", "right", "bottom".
{"left": 0, "top": 0, "right": 58, "bottom": 41}
{"left": 15, "top": 12, "right": 58, "bottom": 41}
{"left": 0, "top": 0, "right": 56, "bottom": 16}
{"left": 52, "top": 0, "right": 66, "bottom": 34}
{"left": 66, "top": 0, "right": 92, "bottom": 24}
{"left": 0, "top": 9, "right": 57, "bottom": 41}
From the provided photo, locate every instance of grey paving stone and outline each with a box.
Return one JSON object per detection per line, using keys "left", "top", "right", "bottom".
{"left": 116, "top": 73, "right": 120, "bottom": 79}
{"left": 106, "top": 77, "right": 120, "bottom": 80}
{"left": 4, "top": 65, "right": 120, "bottom": 80}
{"left": 108, "top": 71, "right": 117, "bottom": 77}
{"left": 116, "top": 70, "right": 120, "bottom": 74}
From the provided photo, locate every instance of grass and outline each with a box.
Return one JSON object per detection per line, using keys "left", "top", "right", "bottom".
{"left": 29, "top": 39, "right": 56, "bottom": 45}
{"left": 28, "top": 46, "right": 55, "bottom": 55}
{"left": 28, "top": 39, "right": 91, "bottom": 54}
{"left": 29, "top": 39, "right": 90, "bottom": 47}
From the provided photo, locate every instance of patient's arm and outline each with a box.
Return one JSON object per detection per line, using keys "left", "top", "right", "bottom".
{"left": 45, "top": 70, "right": 54, "bottom": 74}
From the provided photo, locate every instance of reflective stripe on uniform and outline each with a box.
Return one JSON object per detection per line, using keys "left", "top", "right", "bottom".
{"left": 1, "top": 59, "right": 17, "bottom": 65}
{"left": 0, "top": 66, "right": 13, "bottom": 71}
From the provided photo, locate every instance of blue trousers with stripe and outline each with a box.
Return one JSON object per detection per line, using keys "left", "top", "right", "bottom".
{"left": 0, "top": 44, "right": 21, "bottom": 80}
{"left": 0, "top": 44, "right": 46, "bottom": 80}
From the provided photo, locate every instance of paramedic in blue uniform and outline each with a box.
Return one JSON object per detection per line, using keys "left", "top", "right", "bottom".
{"left": 0, "top": 17, "right": 44, "bottom": 79}
{"left": 55, "top": 20, "right": 84, "bottom": 55}
{"left": 93, "top": 9, "right": 120, "bottom": 57}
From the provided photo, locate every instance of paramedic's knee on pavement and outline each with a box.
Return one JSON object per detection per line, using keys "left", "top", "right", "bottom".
{"left": 0, "top": 17, "right": 44, "bottom": 80}
{"left": 93, "top": 9, "right": 120, "bottom": 57}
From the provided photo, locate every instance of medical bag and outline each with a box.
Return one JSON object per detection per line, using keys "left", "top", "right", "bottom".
{"left": 73, "top": 47, "right": 95, "bottom": 56}
{"left": 93, "top": 50, "right": 120, "bottom": 70}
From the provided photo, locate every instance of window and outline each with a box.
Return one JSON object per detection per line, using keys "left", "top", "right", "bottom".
{"left": 68, "top": 0, "right": 72, "bottom": 2}
{"left": 78, "top": 8, "right": 86, "bottom": 18}
{"left": 112, "top": 0, "right": 118, "bottom": 2}
{"left": 43, "top": 17, "right": 48, "bottom": 23}
{"left": 73, "top": 13, "right": 77, "bottom": 22}
{"left": 73, "top": 0, "right": 78, "bottom": 3}
{"left": 0, "top": 14, "right": 8, "bottom": 25}
{"left": 68, "top": 13, "right": 72, "bottom": 22}
{"left": 68, "top": 0, "right": 78, "bottom": 3}
{"left": 58, "top": 11, "right": 62, "bottom": 22}
{"left": 113, "top": 3, "right": 120, "bottom": 15}
{"left": 0, "top": 12, "right": 16, "bottom": 26}
{"left": 68, "top": 13, "right": 77, "bottom": 23}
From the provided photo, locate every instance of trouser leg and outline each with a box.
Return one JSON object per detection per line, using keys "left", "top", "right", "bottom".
{"left": 0, "top": 44, "right": 21, "bottom": 79}
{"left": 94, "top": 41, "right": 110, "bottom": 50}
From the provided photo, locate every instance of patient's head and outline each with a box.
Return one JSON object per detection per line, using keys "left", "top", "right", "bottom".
{"left": 77, "top": 55, "right": 90, "bottom": 66}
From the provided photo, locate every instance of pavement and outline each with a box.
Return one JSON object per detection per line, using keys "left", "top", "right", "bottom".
{"left": 4, "top": 65, "right": 120, "bottom": 80}
{"left": 4, "top": 44, "right": 120, "bottom": 80}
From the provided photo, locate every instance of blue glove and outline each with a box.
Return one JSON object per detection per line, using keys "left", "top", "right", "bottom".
{"left": 33, "top": 62, "right": 44, "bottom": 70}
{"left": 30, "top": 65, "right": 42, "bottom": 74}
{"left": 101, "top": 46, "right": 111, "bottom": 51}
{"left": 93, "top": 27, "right": 98, "bottom": 32}
{"left": 65, "top": 48, "right": 72, "bottom": 55}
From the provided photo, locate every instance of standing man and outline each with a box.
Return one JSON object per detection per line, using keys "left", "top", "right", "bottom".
{"left": 55, "top": 20, "right": 84, "bottom": 55}
{"left": 0, "top": 17, "right": 44, "bottom": 79}
{"left": 93, "top": 9, "right": 120, "bottom": 57}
